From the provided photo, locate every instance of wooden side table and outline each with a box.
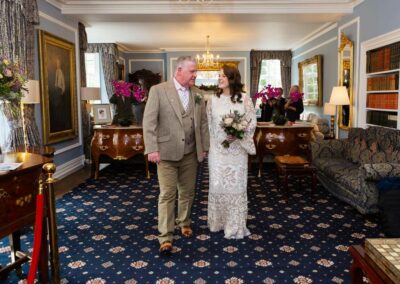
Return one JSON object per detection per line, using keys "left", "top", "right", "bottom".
{"left": 275, "top": 155, "right": 317, "bottom": 199}
{"left": 0, "top": 153, "right": 52, "bottom": 282}
{"left": 349, "top": 245, "right": 395, "bottom": 284}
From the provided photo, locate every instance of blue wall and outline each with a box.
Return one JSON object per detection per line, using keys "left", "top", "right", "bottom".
{"left": 292, "top": 0, "right": 400, "bottom": 137}
{"left": 36, "top": 0, "right": 84, "bottom": 167}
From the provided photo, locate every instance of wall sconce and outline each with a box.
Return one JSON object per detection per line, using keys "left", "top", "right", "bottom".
{"left": 21, "top": 80, "right": 40, "bottom": 151}
{"left": 329, "top": 86, "right": 350, "bottom": 139}
{"left": 323, "top": 103, "right": 336, "bottom": 138}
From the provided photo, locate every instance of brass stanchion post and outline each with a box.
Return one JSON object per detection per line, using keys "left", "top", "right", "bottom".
{"left": 43, "top": 163, "right": 60, "bottom": 283}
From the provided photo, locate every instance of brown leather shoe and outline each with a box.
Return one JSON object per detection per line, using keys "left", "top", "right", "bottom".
{"left": 181, "top": 226, "right": 193, "bottom": 238}
{"left": 159, "top": 241, "right": 172, "bottom": 253}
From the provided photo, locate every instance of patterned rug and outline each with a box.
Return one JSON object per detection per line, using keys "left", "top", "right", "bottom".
{"left": 0, "top": 161, "right": 382, "bottom": 283}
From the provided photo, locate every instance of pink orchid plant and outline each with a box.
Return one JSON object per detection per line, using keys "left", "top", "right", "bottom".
{"left": 132, "top": 84, "right": 146, "bottom": 104}
{"left": 254, "top": 85, "right": 283, "bottom": 103}
{"left": 112, "top": 80, "right": 133, "bottom": 97}
{"left": 290, "top": 90, "right": 304, "bottom": 103}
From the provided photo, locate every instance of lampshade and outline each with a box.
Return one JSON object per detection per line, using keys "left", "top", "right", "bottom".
{"left": 329, "top": 86, "right": 350, "bottom": 105}
{"left": 323, "top": 103, "right": 336, "bottom": 116}
{"left": 21, "top": 80, "right": 40, "bottom": 104}
{"left": 81, "top": 87, "right": 101, "bottom": 101}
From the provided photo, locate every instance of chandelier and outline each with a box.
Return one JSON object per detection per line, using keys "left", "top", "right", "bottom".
{"left": 196, "top": 35, "right": 220, "bottom": 70}
{"left": 178, "top": 0, "right": 213, "bottom": 5}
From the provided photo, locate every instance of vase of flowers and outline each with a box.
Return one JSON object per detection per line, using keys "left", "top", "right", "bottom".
{"left": 0, "top": 56, "right": 27, "bottom": 102}
{"left": 110, "top": 80, "right": 135, "bottom": 126}
{"left": 254, "top": 85, "right": 284, "bottom": 122}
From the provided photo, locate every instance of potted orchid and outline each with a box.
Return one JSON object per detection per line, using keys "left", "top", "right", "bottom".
{"left": 254, "top": 85, "right": 284, "bottom": 122}
{"left": 0, "top": 56, "right": 27, "bottom": 102}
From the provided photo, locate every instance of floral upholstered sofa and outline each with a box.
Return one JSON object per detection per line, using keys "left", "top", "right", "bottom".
{"left": 311, "top": 126, "right": 400, "bottom": 214}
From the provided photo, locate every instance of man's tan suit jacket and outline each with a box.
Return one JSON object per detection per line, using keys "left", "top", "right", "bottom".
{"left": 143, "top": 80, "right": 210, "bottom": 162}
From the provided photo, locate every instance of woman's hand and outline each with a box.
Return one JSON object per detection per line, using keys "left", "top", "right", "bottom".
{"left": 226, "top": 135, "right": 237, "bottom": 142}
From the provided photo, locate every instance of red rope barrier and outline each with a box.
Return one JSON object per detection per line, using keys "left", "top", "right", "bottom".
{"left": 27, "top": 193, "right": 45, "bottom": 284}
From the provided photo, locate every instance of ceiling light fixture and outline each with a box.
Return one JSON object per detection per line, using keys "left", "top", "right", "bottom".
{"left": 178, "top": 0, "right": 214, "bottom": 5}
{"left": 196, "top": 35, "right": 220, "bottom": 70}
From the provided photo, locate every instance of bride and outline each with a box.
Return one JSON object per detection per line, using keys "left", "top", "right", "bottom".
{"left": 206, "top": 65, "right": 256, "bottom": 239}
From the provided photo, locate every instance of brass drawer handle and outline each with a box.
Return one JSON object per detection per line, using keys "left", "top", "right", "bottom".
{"left": 101, "top": 134, "right": 110, "bottom": 139}
{"left": 265, "top": 144, "right": 277, "bottom": 150}
{"left": 299, "top": 144, "right": 308, "bottom": 149}
{"left": 132, "top": 145, "right": 144, "bottom": 151}
{"left": 115, "top": 155, "right": 127, "bottom": 160}
{"left": 297, "top": 133, "right": 307, "bottom": 138}
{"left": 99, "top": 146, "right": 109, "bottom": 151}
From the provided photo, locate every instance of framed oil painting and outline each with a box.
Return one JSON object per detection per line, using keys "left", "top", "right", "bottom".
{"left": 39, "top": 30, "right": 78, "bottom": 144}
{"left": 93, "top": 104, "right": 112, "bottom": 125}
{"left": 298, "top": 55, "right": 323, "bottom": 106}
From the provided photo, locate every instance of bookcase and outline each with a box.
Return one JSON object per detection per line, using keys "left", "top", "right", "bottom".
{"left": 360, "top": 31, "right": 400, "bottom": 130}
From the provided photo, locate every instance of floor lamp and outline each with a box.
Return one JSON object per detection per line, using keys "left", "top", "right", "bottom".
{"left": 323, "top": 103, "right": 336, "bottom": 138}
{"left": 81, "top": 87, "right": 101, "bottom": 163}
{"left": 21, "top": 80, "right": 40, "bottom": 151}
{"left": 329, "top": 86, "right": 350, "bottom": 139}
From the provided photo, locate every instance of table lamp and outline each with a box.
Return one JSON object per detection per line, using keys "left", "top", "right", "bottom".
{"left": 21, "top": 80, "right": 41, "bottom": 151}
{"left": 81, "top": 87, "right": 101, "bottom": 112}
{"left": 323, "top": 103, "right": 336, "bottom": 138}
{"left": 329, "top": 86, "right": 350, "bottom": 138}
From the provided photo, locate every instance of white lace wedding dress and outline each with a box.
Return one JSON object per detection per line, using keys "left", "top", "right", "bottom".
{"left": 206, "top": 94, "right": 256, "bottom": 239}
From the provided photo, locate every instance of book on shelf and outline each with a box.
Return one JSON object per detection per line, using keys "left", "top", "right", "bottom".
{"left": 367, "top": 93, "right": 398, "bottom": 109}
{"left": 367, "top": 110, "right": 397, "bottom": 128}
{"left": 367, "top": 74, "right": 398, "bottom": 91}
{"left": 367, "top": 41, "right": 400, "bottom": 73}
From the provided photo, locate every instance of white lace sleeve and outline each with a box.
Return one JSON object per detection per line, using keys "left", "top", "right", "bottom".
{"left": 206, "top": 96, "right": 216, "bottom": 139}
{"left": 239, "top": 94, "right": 257, "bottom": 155}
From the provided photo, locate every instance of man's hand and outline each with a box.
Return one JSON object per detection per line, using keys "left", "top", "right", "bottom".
{"left": 148, "top": 151, "right": 160, "bottom": 164}
{"left": 202, "top": 151, "right": 208, "bottom": 159}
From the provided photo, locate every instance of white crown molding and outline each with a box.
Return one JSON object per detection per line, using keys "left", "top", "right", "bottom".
{"left": 291, "top": 22, "right": 337, "bottom": 51}
{"left": 47, "top": 0, "right": 359, "bottom": 14}
{"left": 292, "top": 36, "right": 337, "bottom": 60}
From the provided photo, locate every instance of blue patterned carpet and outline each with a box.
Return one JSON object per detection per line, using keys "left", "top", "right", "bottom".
{"left": 1, "top": 161, "right": 381, "bottom": 283}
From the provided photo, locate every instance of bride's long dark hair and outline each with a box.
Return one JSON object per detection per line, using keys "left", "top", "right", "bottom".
{"left": 216, "top": 65, "right": 245, "bottom": 103}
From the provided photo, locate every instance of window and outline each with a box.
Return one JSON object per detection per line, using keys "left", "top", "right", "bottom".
{"left": 302, "top": 63, "right": 319, "bottom": 104}
{"left": 84, "top": 53, "right": 103, "bottom": 104}
{"left": 258, "top": 59, "right": 282, "bottom": 91}
{"left": 255, "top": 60, "right": 282, "bottom": 117}
{"left": 0, "top": 103, "right": 10, "bottom": 152}
{"left": 195, "top": 70, "right": 219, "bottom": 87}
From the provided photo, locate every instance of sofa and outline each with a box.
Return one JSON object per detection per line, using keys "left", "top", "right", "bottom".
{"left": 311, "top": 126, "right": 400, "bottom": 214}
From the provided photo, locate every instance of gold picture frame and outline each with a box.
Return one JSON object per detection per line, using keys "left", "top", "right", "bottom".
{"left": 39, "top": 30, "right": 78, "bottom": 144}
{"left": 338, "top": 32, "right": 353, "bottom": 129}
{"left": 298, "top": 55, "right": 323, "bottom": 106}
{"left": 197, "top": 60, "right": 240, "bottom": 71}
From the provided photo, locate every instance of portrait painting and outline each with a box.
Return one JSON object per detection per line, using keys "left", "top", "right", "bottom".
{"left": 93, "top": 104, "right": 112, "bottom": 125}
{"left": 39, "top": 30, "right": 78, "bottom": 144}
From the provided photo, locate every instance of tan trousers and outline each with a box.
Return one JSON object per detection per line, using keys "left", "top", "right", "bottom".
{"left": 157, "top": 152, "right": 197, "bottom": 244}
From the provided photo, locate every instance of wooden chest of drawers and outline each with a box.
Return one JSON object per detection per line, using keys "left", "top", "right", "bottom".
{"left": 254, "top": 122, "right": 314, "bottom": 176}
{"left": 91, "top": 125, "right": 149, "bottom": 179}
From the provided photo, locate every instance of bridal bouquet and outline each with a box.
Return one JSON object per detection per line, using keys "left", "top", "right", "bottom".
{"left": 220, "top": 110, "right": 250, "bottom": 148}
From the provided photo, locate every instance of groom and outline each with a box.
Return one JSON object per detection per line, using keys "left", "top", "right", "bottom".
{"left": 143, "top": 56, "right": 209, "bottom": 253}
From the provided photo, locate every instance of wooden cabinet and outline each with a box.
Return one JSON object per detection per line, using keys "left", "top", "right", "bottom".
{"left": 254, "top": 123, "right": 314, "bottom": 176}
{"left": 91, "top": 125, "right": 149, "bottom": 179}
{"left": 360, "top": 30, "right": 400, "bottom": 129}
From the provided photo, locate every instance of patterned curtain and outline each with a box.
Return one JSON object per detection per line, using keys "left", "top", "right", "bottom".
{"left": 0, "top": 0, "right": 40, "bottom": 151}
{"left": 79, "top": 23, "right": 91, "bottom": 160}
{"left": 87, "top": 43, "right": 119, "bottom": 99}
{"left": 250, "top": 50, "right": 292, "bottom": 98}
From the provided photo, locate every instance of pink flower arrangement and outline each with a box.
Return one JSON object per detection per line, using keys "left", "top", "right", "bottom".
{"left": 0, "top": 56, "right": 27, "bottom": 102}
{"left": 132, "top": 84, "right": 146, "bottom": 104}
{"left": 254, "top": 85, "right": 282, "bottom": 103}
{"left": 112, "top": 80, "right": 133, "bottom": 97}
{"left": 290, "top": 91, "right": 304, "bottom": 103}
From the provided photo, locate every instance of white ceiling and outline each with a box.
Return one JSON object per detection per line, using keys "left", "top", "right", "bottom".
{"left": 46, "top": 0, "right": 363, "bottom": 51}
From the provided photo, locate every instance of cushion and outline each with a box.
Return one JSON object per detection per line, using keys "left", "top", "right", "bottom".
{"left": 363, "top": 163, "right": 400, "bottom": 181}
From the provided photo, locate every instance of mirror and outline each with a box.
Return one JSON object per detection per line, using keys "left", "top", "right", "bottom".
{"left": 298, "top": 55, "right": 323, "bottom": 106}
{"left": 338, "top": 32, "right": 353, "bottom": 129}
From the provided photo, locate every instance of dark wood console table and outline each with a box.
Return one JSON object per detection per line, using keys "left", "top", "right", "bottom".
{"left": 349, "top": 245, "right": 396, "bottom": 284}
{"left": 254, "top": 122, "right": 314, "bottom": 176}
{"left": 0, "top": 152, "right": 52, "bottom": 282}
{"left": 91, "top": 125, "right": 149, "bottom": 179}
